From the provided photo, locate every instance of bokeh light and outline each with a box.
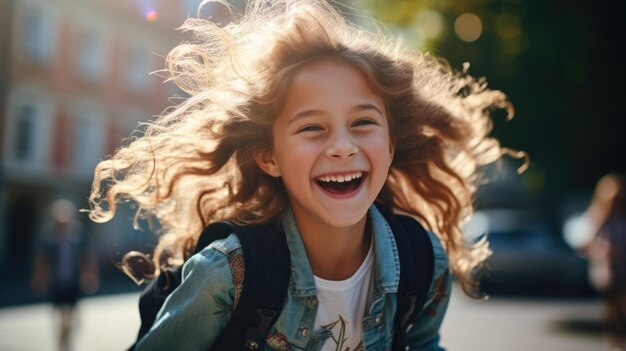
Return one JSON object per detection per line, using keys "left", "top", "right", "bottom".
{"left": 414, "top": 8, "right": 444, "bottom": 40}
{"left": 145, "top": 9, "right": 158, "bottom": 22}
{"left": 454, "top": 13, "right": 482, "bottom": 42}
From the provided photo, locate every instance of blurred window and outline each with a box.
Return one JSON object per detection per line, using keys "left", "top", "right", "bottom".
{"left": 20, "top": 6, "right": 57, "bottom": 65}
{"left": 72, "top": 111, "right": 105, "bottom": 178}
{"left": 126, "top": 46, "right": 152, "bottom": 92}
{"left": 76, "top": 30, "right": 107, "bottom": 82}
{"left": 6, "top": 96, "right": 52, "bottom": 171}
{"left": 14, "top": 106, "right": 36, "bottom": 161}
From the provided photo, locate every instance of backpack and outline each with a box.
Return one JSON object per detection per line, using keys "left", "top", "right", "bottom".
{"left": 130, "top": 204, "right": 434, "bottom": 350}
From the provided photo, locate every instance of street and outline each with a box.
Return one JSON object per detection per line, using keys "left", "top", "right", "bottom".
{"left": 0, "top": 284, "right": 608, "bottom": 350}
{"left": 441, "top": 286, "right": 606, "bottom": 351}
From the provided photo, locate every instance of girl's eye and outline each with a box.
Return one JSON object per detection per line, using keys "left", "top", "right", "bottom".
{"left": 353, "top": 119, "right": 377, "bottom": 127}
{"left": 297, "top": 125, "right": 322, "bottom": 133}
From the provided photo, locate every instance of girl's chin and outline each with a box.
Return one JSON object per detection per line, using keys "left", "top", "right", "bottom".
{"left": 316, "top": 205, "right": 371, "bottom": 228}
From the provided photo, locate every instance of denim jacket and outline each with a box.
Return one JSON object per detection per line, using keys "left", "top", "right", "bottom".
{"left": 135, "top": 205, "right": 451, "bottom": 350}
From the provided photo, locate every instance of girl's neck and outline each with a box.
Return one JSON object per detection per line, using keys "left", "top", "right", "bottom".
{"left": 294, "top": 212, "right": 372, "bottom": 281}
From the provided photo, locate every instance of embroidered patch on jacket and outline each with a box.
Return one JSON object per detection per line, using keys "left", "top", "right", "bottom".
{"left": 226, "top": 249, "right": 245, "bottom": 307}
{"left": 266, "top": 331, "right": 292, "bottom": 351}
{"left": 208, "top": 248, "right": 245, "bottom": 319}
{"left": 426, "top": 273, "right": 448, "bottom": 317}
{"left": 210, "top": 288, "right": 234, "bottom": 318}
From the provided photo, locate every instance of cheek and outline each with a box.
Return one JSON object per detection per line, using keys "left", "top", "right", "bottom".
{"left": 363, "top": 132, "right": 393, "bottom": 159}
{"left": 276, "top": 139, "right": 313, "bottom": 161}
{"left": 273, "top": 137, "right": 321, "bottom": 175}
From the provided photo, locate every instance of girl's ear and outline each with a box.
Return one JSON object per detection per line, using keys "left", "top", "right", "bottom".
{"left": 254, "top": 150, "right": 281, "bottom": 177}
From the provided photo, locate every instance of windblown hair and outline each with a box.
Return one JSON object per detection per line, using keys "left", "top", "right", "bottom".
{"left": 89, "top": 0, "right": 525, "bottom": 296}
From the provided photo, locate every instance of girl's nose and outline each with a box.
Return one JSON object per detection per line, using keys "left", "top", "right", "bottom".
{"left": 325, "top": 133, "right": 358, "bottom": 159}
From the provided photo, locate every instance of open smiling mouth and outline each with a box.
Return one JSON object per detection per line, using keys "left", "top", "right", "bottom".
{"left": 315, "top": 172, "right": 366, "bottom": 195}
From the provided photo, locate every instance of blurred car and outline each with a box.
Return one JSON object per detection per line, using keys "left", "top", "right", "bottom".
{"left": 463, "top": 209, "right": 595, "bottom": 297}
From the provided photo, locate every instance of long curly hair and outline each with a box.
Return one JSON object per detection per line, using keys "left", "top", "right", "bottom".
{"left": 89, "top": 0, "right": 526, "bottom": 296}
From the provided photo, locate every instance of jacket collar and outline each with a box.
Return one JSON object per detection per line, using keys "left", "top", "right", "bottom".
{"left": 279, "top": 205, "right": 400, "bottom": 297}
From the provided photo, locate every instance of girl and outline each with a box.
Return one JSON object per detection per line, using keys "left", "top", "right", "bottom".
{"left": 89, "top": 1, "right": 525, "bottom": 349}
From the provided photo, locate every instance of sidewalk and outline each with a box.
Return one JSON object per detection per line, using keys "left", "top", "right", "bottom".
{"left": 0, "top": 275, "right": 142, "bottom": 308}
{"left": 0, "top": 293, "right": 140, "bottom": 351}
{"left": 0, "top": 284, "right": 610, "bottom": 351}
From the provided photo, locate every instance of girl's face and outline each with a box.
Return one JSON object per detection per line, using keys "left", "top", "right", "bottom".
{"left": 257, "top": 58, "right": 394, "bottom": 231}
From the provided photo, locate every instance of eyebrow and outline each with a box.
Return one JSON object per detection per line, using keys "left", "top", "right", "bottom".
{"left": 352, "top": 103, "right": 384, "bottom": 116}
{"left": 287, "top": 103, "right": 384, "bottom": 125}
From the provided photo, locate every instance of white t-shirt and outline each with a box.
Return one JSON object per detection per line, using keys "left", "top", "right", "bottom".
{"left": 313, "top": 241, "right": 374, "bottom": 351}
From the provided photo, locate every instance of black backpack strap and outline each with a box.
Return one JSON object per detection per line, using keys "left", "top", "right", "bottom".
{"left": 193, "top": 221, "right": 238, "bottom": 255}
{"left": 209, "top": 221, "right": 291, "bottom": 351}
{"left": 131, "top": 221, "right": 237, "bottom": 349}
{"left": 376, "top": 204, "right": 435, "bottom": 350}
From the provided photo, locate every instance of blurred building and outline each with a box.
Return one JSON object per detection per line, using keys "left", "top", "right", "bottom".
{"left": 0, "top": 0, "right": 352, "bottom": 287}
{"left": 0, "top": 0, "right": 230, "bottom": 281}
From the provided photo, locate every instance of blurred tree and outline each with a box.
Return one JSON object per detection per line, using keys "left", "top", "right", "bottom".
{"left": 356, "top": 0, "right": 626, "bottom": 208}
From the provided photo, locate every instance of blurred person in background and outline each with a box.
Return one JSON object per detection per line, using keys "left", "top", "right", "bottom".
{"left": 582, "top": 174, "right": 626, "bottom": 351}
{"left": 31, "top": 199, "right": 99, "bottom": 351}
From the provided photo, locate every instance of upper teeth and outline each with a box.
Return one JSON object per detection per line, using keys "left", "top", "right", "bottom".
{"left": 317, "top": 172, "right": 363, "bottom": 183}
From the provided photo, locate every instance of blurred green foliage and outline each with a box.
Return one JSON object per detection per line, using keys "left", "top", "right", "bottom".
{"left": 354, "top": 0, "right": 625, "bottom": 207}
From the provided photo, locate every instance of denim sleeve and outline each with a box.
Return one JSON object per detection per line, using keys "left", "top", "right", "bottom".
{"left": 404, "top": 232, "right": 452, "bottom": 351}
{"left": 134, "top": 242, "right": 238, "bottom": 351}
